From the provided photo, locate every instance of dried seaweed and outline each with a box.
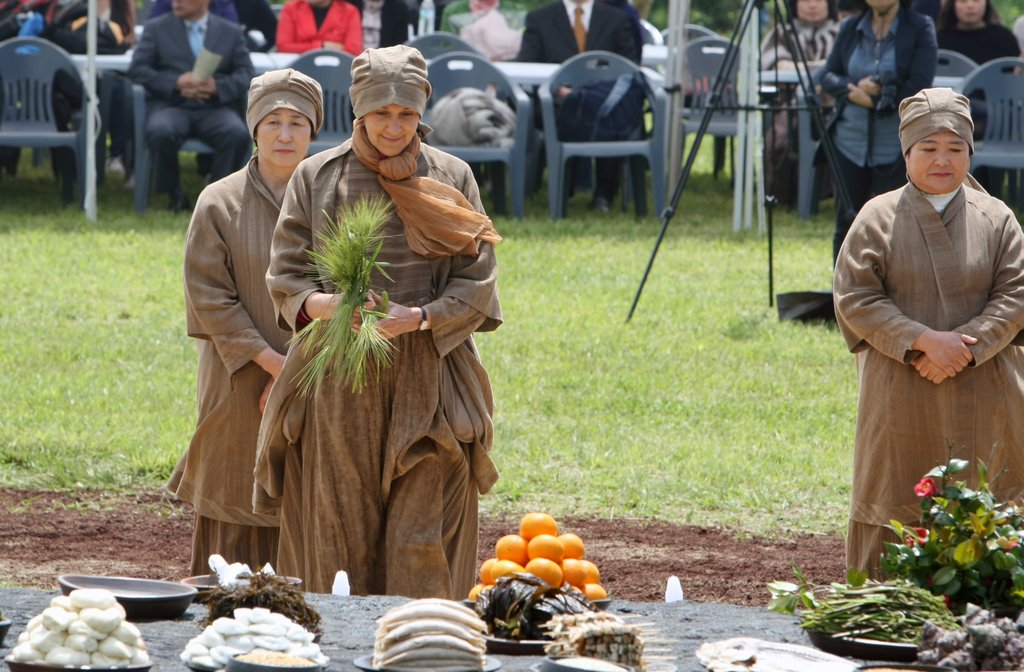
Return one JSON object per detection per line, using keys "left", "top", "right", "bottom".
{"left": 204, "top": 573, "right": 322, "bottom": 636}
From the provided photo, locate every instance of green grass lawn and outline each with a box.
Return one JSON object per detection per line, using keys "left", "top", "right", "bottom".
{"left": 0, "top": 144, "right": 856, "bottom": 538}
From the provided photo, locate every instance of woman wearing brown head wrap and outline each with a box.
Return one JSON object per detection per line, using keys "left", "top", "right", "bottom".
{"left": 834, "top": 87, "right": 1024, "bottom": 578}
{"left": 255, "top": 45, "right": 502, "bottom": 597}
{"left": 173, "top": 69, "right": 324, "bottom": 575}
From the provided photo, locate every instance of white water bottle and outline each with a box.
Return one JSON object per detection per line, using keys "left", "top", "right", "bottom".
{"left": 417, "top": 0, "right": 435, "bottom": 36}
{"left": 665, "top": 575, "right": 684, "bottom": 603}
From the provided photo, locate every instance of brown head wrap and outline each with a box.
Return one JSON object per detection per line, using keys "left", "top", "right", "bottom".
{"left": 349, "top": 45, "right": 431, "bottom": 119}
{"left": 898, "top": 87, "right": 974, "bottom": 155}
{"left": 246, "top": 69, "right": 324, "bottom": 139}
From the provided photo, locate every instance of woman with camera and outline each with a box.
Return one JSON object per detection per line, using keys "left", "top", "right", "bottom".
{"left": 819, "top": 0, "right": 936, "bottom": 264}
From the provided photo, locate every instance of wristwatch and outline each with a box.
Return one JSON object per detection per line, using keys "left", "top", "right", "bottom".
{"left": 418, "top": 306, "right": 430, "bottom": 331}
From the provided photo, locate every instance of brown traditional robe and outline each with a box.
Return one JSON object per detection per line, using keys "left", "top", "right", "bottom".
{"left": 834, "top": 180, "right": 1024, "bottom": 576}
{"left": 172, "top": 158, "right": 287, "bottom": 575}
{"left": 254, "top": 139, "right": 501, "bottom": 597}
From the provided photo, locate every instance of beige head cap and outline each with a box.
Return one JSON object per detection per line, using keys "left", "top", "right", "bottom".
{"left": 898, "top": 87, "right": 974, "bottom": 155}
{"left": 246, "top": 68, "right": 324, "bottom": 139}
{"left": 349, "top": 45, "right": 431, "bottom": 119}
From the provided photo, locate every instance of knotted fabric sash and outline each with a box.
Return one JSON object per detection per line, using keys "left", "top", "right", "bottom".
{"left": 351, "top": 119, "right": 502, "bottom": 258}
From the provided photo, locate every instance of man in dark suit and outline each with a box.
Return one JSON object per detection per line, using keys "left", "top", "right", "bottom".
{"left": 129, "top": 0, "right": 254, "bottom": 212}
{"left": 517, "top": 0, "right": 639, "bottom": 64}
{"left": 516, "top": 0, "right": 639, "bottom": 212}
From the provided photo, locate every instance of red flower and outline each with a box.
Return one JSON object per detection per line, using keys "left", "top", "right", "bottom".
{"left": 915, "top": 478, "right": 939, "bottom": 498}
{"left": 912, "top": 527, "right": 929, "bottom": 545}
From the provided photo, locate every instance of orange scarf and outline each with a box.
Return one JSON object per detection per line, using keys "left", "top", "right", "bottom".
{"left": 351, "top": 119, "right": 502, "bottom": 259}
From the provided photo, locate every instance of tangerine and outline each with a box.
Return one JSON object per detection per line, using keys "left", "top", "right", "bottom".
{"left": 561, "top": 558, "right": 587, "bottom": 589}
{"left": 527, "top": 534, "right": 565, "bottom": 563}
{"left": 583, "top": 583, "right": 608, "bottom": 601}
{"left": 519, "top": 512, "right": 558, "bottom": 540}
{"left": 580, "top": 559, "right": 601, "bottom": 584}
{"left": 490, "top": 559, "right": 525, "bottom": 581}
{"left": 480, "top": 557, "right": 497, "bottom": 585}
{"left": 468, "top": 583, "right": 484, "bottom": 601}
{"left": 559, "top": 533, "right": 585, "bottom": 560}
{"left": 525, "top": 558, "right": 563, "bottom": 589}
{"left": 495, "top": 534, "right": 529, "bottom": 566}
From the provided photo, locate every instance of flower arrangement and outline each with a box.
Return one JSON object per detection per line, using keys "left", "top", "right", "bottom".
{"left": 882, "top": 457, "right": 1024, "bottom": 612}
{"left": 294, "top": 197, "right": 394, "bottom": 394}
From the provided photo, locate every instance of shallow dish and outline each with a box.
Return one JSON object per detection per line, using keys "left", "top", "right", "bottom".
{"left": 538, "top": 657, "right": 631, "bottom": 672}
{"left": 181, "top": 574, "right": 303, "bottom": 595}
{"left": 4, "top": 655, "right": 153, "bottom": 672}
{"left": 807, "top": 630, "right": 918, "bottom": 663}
{"left": 57, "top": 574, "right": 197, "bottom": 620}
{"left": 0, "top": 620, "right": 11, "bottom": 648}
{"left": 226, "top": 654, "right": 321, "bottom": 672}
{"left": 484, "top": 636, "right": 548, "bottom": 655}
{"left": 352, "top": 654, "right": 499, "bottom": 672}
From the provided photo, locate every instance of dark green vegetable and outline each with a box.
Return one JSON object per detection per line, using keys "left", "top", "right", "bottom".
{"left": 768, "top": 570, "right": 959, "bottom": 643}
{"left": 475, "top": 573, "right": 593, "bottom": 640}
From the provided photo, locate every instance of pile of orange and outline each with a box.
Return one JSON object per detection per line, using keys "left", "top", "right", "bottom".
{"left": 467, "top": 512, "right": 608, "bottom": 603}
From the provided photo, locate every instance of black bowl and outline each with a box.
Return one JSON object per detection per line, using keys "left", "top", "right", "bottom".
{"left": 0, "top": 620, "right": 11, "bottom": 648}
{"left": 57, "top": 574, "right": 197, "bottom": 620}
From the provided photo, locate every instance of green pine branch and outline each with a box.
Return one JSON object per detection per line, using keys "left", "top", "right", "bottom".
{"left": 293, "top": 197, "right": 395, "bottom": 394}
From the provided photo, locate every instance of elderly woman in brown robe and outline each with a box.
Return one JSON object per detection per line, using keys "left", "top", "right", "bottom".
{"left": 834, "top": 87, "right": 1024, "bottom": 577}
{"left": 173, "top": 69, "right": 324, "bottom": 575}
{"left": 255, "top": 45, "right": 502, "bottom": 597}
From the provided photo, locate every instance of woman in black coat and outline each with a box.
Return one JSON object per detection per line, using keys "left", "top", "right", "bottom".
{"left": 819, "top": 0, "right": 936, "bottom": 263}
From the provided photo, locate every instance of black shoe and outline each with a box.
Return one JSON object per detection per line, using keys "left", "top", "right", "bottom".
{"left": 168, "top": 191, "right": 192, "bottom": 214}
{"left": 591, "top": 196, "right": 611, "bottom": 213}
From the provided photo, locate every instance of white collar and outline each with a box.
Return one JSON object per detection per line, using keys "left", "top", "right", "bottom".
{"left": 563, "top": 0, "right": 593, "bottom": 28}
{"left": 923, "top": 188, "right": 960, "bottom": 214}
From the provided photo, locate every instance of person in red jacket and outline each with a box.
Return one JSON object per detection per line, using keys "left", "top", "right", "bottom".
{"left": 275, "top": 0, "right": 362, "bottom": 54}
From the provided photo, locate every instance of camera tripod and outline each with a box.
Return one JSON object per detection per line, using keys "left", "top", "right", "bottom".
{"left": 626, "top": 0, "right": 854, "bottom": 321}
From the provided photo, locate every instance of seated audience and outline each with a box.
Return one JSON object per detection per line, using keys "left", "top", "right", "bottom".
{"left": 45, "top": 0, "right": 136, "bottom": 177}
{"left": 151, "top": 0, "right": 278, "bottom": 54}
{"left": 760, "top": 0, "right": 840, "bottom": 207}
{"left": 128, "top": 0, "right": 255, "bottom": 212}
{"left": 275, "top": 0, "right": 362, "bottom": 54}
{"left": 347, "top": 0, "right": 410, "bottom": 48}
{"left": 516, "top": 0, "right": 639, "bottom": 212}
{"left": 452, "top": 0, "right": 521, "bottom": 60}
{"left": 936, "top": 0, "right": 1019, "bottom": 65}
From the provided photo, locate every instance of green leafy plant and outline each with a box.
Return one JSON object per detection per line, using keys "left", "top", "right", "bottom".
{"left": 768, "top": 567, "right": 958, "bottom": 643}
{"left": 294, "top": 197, "right": 394, "bottom": 394}
{"left": 882, "top": 457, "right": 1024, "bottom": 612}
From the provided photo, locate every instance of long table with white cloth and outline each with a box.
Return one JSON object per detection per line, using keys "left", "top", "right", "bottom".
{"left": 70, "top": 51, "right": 664, "bottom": 88}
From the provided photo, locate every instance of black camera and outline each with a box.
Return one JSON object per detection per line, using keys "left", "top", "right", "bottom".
{"left": 874, "top": 75, "right": 900, "bottom": 117}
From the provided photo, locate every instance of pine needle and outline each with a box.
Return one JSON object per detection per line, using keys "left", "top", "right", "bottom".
{"left": 293, "top": 197, "right": 394, "bottom": 394}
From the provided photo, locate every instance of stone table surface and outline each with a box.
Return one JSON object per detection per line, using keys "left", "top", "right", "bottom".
{"left": 0, "top": 588, "right": 813, "bottom": 672}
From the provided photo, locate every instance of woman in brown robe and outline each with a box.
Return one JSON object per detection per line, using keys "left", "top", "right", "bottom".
{"left": 834, "top": 87, "right": 1024, "bottom": 577}
{"left": 173, "top": 70, "right": 325, "bottom": 575}
{"left": 255, "top": 45, "right": 502, "bottom": 597}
